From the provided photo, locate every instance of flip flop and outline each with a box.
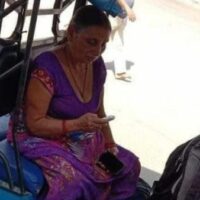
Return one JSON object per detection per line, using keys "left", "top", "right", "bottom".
{"left": 115, "top": 73, "right": 131, "bottom": 81}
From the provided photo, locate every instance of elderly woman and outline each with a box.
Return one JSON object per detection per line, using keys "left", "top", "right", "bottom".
{"left": 7, "top": 5, "right": 140, "bottom": 200}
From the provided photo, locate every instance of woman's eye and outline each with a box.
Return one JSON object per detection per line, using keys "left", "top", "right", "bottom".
{"left": 86, "top": 39, "right": 97, "bottom": 46}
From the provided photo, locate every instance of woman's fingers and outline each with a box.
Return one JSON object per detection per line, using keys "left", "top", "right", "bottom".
{"left": 77, "top": 113, "right": 104, "bottom": 132}
{"left": 107, "top": 146, "right": 119, "bottom": 155}
{"left": 78, "top": 113, "right": 113, "bottom": 132}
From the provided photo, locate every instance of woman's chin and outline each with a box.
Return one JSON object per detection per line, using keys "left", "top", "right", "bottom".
{"left": 87, "top": 56, "right": 99, "bottom": 63}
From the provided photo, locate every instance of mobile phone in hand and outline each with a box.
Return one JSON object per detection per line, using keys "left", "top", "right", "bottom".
{"left": 101, "top": 115, "right": 115, "bottom": 122}
{"left": 96, "top": 151, "right": 124, "bottom": 175}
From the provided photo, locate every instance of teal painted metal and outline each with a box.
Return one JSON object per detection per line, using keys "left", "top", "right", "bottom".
{"left": 0, "top": 187, "right": 34, "bottom": 200}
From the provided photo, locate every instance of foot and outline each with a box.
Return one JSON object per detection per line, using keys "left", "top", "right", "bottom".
{"left": 115, "top": 73, "right": 131, "bottom": 81}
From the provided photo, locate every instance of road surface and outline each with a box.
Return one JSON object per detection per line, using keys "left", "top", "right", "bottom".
{"left": 103, "top": 0, "right": 200, "bottom": 185}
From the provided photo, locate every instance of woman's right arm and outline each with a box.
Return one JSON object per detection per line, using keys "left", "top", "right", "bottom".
{"left": 25, "top": 78, "right": 78, "bottom": 138}
{"left": 25, "top": 78, "right": 104, "bottom": 138}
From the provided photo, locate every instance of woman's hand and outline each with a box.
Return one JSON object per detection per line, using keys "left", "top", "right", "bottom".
{"left": 76, "top": 113, "right": 108, "bottom": 132}
{"left": 105, "top": 142, "right": 119, "bottom": 155}
{"left": 107, "top": 146, "right": 119, "bottom": 156}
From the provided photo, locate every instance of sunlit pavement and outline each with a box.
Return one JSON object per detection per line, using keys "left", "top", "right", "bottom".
{"left": 1, "top": 0, "right": 200, "bottom": 186}
{"left": 103, "top": 0, "right": 200, "bottom": 185}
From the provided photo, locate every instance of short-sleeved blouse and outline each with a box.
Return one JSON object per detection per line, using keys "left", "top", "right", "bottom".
{"left": 32, "top": 52, "right": 106, "bottom": 119}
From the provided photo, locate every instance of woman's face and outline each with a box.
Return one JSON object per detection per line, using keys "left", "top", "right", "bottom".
{"left": 69, "top": 25, "right": 111, "bottom": 64}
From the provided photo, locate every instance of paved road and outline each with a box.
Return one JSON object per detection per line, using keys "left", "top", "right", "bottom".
{"left": 103, "top": 0, "right": 200, "bottom": 185}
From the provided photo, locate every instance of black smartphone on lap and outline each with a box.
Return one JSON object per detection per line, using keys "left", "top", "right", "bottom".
{"left": 96, "top": 151, "right": 124, "bottom": 175}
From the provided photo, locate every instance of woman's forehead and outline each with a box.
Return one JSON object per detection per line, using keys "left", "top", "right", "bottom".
{"left": 78, "top": 26, "right": 110, "bottom": 38}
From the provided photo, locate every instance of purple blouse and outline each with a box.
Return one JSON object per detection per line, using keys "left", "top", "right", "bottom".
{"left": 32, "top": 52, "right": 106, "bottom": 119}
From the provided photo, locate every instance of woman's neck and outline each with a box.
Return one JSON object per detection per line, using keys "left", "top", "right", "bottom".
{"left": 64, "top": 43, "right": 89, "bottom": 69}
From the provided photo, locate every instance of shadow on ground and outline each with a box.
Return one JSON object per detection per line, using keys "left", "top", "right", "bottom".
{"left": 140, "top": 166, "right": 161, "bottom": 187}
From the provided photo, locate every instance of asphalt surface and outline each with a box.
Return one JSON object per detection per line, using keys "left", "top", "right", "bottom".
{"left": 103, "top": 0, "right": 200, "bottom": 185}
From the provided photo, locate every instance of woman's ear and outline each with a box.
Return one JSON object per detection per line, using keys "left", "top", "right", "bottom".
{"left": 66, "top": 24, "right": 76, "bottom": 41}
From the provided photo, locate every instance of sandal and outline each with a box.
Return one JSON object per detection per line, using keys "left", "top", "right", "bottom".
{"left": 115, "top": 73, "right": 131, "bottom": 81}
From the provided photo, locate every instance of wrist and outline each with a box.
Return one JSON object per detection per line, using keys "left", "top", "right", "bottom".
{"left": 73, "top": 119, "right": 82, "bottom": 131}
{"left": 62, "top": 119, "right": 81, "bottom": 135}
{"left": 105, "top": 142, "right": 116, "bottom": 149}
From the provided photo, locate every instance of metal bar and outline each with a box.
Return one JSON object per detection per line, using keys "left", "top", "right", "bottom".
{"left": 6, "top": 0, "right": 22, "bottom": 13}
{"left": 0, "top": 0, "right": 27, "bottom": 46}
{"left": 0, "top": 61, "right": 23, "bottom": 80}
{"left": 12, "top": 0, "right": 41, "bottom": 194}
{"left": 52, "top": 0, "right": 62, "bottom": 42}
{"left": 25, "top": 0, "right": 74, "bottom": 16}
{"left": 62, "top": 0, "right": 75, "bottom": 10}
{"left": 0, "top": 151, "right": 14, "bottom": 190}
{"left": 73, "top": 0, "right": 87, "bottom": 14}
{"left": 0, "top": 0, "right": 26, "bottom": 18}
{"left": 0, "top": 0, "right": 6, "bottom": 34}
{"left": 15, "top": 0, "right": 28, "bottom": 53}
{"left": 51, "top": 0, "right": 75, "bottom": 41}
{"left": 26, "top": 8, "right": 61, "bottom": 16}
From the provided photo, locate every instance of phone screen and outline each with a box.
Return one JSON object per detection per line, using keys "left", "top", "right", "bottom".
{"left": 96, "top": 151, "right": 124, "bottom": 175}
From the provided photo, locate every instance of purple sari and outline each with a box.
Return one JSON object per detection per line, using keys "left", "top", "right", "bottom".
{"left": 7, "top": 52, "right": 140, "bottom": 200}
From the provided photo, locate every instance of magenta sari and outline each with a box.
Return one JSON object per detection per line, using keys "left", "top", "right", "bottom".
{"left": 7, "top": 52, "right": 140, "bottom": 200}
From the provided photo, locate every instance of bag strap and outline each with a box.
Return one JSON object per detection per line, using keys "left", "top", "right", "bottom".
{"left": 178, "top": 135, "right": 200, "bottom": 164}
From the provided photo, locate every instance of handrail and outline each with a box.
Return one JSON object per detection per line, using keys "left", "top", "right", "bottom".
{"left": 12, "top": 0, "right": 41, "bottom": 194}
{"left": 0, "top": 0, "right": 26, "bottom": 18}
{"left": 0, "top": 0, "right": 28, "bottom": 47}
{"left": 26, "top": 0, "right": 75, "bottom": 16}
{"left": 1, "top": 0, "right": 82, "bottom": 48}
{"left": 51, "top": 0, "right": 84, "bottom": 41}
{"left": 0, "top": 0, "right": 6, "bottom": 34}
{"left": 52, "top": 0, "right": 63, "bottom": 43}
{"left": 0, "top": 60, "right": 23, "bottom": 80}
{"left": 6, "top": 0, "right": 25, "bottom": 13}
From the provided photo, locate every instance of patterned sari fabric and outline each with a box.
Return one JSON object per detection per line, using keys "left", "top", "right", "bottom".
{"left": 7, "top": 52, "right": 140, "bottom": 200}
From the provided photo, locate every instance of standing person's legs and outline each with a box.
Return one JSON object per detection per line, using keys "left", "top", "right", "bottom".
{"left": 110, "top": 17, "right": 130, "bottom": 80}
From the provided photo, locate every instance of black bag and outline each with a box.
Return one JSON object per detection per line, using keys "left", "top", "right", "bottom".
{"left": 149, "top": 135, "right": 200, "bottom": 200}
{"left": 133, "top": 178, "right": 152, "bottom": 200}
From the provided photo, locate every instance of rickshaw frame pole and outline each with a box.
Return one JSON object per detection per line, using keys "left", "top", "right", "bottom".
{"left": 12, "top": 0, "right": 41, "bottom": 194}
{"left": 0, "top": 0, "right": 6, "bottom": 34}
{"left": 73, "top": 0, "right": 87, "bottom": 14}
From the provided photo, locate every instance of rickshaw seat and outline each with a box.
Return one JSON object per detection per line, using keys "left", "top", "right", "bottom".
{"left": 0, "top": 114, "right": 10, "bottom": 140}
{"left": 0, "top": 37, "right": 45, "bottom": 198}
{"left": 0, "top": 139, "right": 45, "bottom": 196}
